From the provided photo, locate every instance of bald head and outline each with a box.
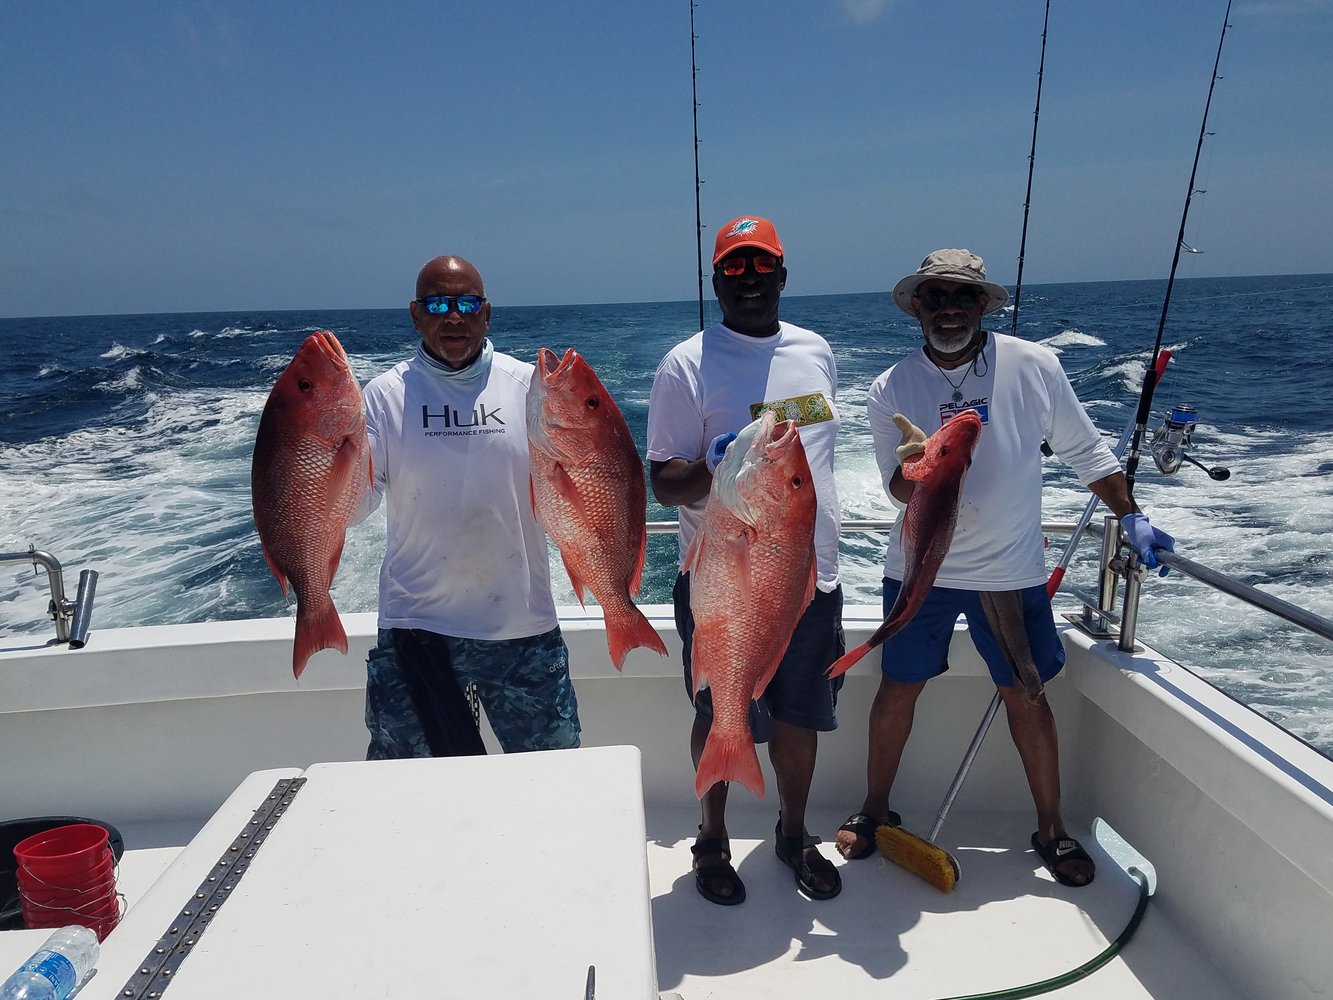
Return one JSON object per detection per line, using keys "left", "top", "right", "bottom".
{"left": 416, "top": 255, "right": 485, "bottom": 299}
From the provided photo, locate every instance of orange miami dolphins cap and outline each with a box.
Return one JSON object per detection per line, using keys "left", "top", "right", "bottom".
{"left": 712, "top": 216, "right": 784, "bottom": 267}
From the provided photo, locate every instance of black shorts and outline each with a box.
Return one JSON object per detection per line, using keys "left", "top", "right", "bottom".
{"left": 673, "top": 572, "right": 845, "bottom": 741}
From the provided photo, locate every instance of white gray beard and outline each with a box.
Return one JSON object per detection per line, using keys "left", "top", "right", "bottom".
{"left": 925, "top": 326, "right": 978, "bottom": 356}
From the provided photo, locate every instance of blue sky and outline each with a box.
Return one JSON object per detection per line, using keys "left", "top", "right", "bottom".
{"left": 2, "top": 1, "right": 1330, "bottom": 316}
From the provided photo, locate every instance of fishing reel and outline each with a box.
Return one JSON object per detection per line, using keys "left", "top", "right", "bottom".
{"left": 1150, "top": 403, "right": 1230, "bottom": 481}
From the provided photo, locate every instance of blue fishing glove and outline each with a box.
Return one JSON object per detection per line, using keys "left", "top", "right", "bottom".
{"left": 705, "top": 432, "right": 737, "bottom": 474}
{"left": 1120, "top": 513, "right": 1175, "bottom": 576}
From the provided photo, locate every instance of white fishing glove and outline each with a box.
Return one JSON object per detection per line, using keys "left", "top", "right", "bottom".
{"left": 892, "top": 413, "right": 927, "bottom": 463}
{"left": 1120, "top": 513, "right": 1175, "bottom": 576}
{"left": 705, "top": 432, "right": 737, "bottom": 474}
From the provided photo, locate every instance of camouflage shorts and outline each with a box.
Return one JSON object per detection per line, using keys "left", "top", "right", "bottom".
{"left": 364, "top": 627, "right": 582, "bottom": 759}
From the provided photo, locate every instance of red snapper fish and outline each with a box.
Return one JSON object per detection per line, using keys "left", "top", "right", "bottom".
{"left": 827, "top": 408, "right": 983, "bottom": 678}
{"left": 251, "top": 331, "right": 371, "bottom": 678}
{"left": 684, "top": 411, "right": 818, "bottom": 798}
{"left": 526, "top": 347, "right": 667, "bottom": 669}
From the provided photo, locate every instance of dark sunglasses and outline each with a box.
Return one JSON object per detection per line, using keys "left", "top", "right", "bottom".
{"left": 916, "top": 286, "right": 983, "bottom": 312}
{"left": 416, "top": 294, "right": 487, "bottom": 316}
{"left": 717, "top": 255, "right": 780, "bottom": 277}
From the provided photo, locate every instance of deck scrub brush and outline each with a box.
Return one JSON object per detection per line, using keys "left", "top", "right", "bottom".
{"left": 876, "top": 823, "right": 961, "bottom": 893}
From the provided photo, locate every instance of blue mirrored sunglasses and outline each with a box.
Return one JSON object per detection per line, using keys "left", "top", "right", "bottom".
{"left": 417, "top": 294, "right": 486, "bottom": 316}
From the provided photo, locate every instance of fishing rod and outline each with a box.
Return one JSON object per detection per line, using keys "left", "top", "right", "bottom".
{"left": 1011, "top": 0, "right": 1051, "bottom": 337}
{"left": 1124, "top": 0, "right": 1233, "bottom": 498}
{"left": 689, "top": 0, "right": 705, "bottom": 330}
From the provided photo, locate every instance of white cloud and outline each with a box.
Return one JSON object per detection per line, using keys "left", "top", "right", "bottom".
{"left": 843, "top": 0, "right": 893, "bottom": 24}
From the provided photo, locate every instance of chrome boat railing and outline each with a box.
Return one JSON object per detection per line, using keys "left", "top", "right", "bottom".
{"left": 652, "top": 518, "right": 1333, "bottom": 652}
{"left": 0, "top": 546, "right": 98, "bottom": 647}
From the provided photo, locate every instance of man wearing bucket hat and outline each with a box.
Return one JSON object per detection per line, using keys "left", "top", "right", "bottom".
{"left": 833, "top": 249, "right": 1174, "bottom": 888}
{"left": 647, "top": 216, "right": 846, "bottom": 905}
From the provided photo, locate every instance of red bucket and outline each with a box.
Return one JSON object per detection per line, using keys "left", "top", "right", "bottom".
{"left": 21, "top": 888, "right": 121, "bottom": 940}
{"left": 18, "top": 871, "right": 115, "bottom": 911}
{"left": 13, "top": 824, "right": 120, "bottom": 940}
{"left": 13, "top": 824, "right": 109, "bottom": 881}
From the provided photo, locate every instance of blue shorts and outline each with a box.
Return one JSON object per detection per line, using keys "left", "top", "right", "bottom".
{"left": 673, "top": 573, "right": 845, "bottom": 740}
{"left": 365, "top": 626, "right": 581, "bottom": 759}
{"left": 877, "top": 579, "right": 1065, "bottom": 687}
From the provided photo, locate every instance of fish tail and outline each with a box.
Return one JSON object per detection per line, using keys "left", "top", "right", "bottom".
{"left": 826, "top": 642, "right": 873, "bottom": 679}
{"left": 605, "top": 605, "right": 668, "bottom": 671}
{"left": 695, "top": 731, "right": 765, "bottom": 799}
{"left": 292, "top": 597, "right": 348, "bottom": 679}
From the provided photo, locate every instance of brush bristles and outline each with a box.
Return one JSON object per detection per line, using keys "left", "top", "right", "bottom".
{"left": 876, "top": 824, "right": 961, "bottom": 893}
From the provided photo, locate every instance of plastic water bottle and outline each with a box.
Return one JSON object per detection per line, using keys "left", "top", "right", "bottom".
{"left": 1, "top": 927, "right": 100, "bottom": 1000}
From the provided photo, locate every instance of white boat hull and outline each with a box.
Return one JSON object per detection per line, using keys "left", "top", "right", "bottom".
{"left": 3, "top": 605, "right": 1331, "bottom": 998}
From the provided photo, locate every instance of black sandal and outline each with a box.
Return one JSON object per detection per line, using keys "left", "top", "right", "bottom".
{"left": 836, "top": 810, "right": 902, "bottom": 860}
{"left": 691, "top": 837, "right": 746, "bottom": 906}
{"left": 774, "top": 818, "right": 841, "bottom": 900}
{"left": 1031, "top": 832, "right": 1096, "bottom": 888}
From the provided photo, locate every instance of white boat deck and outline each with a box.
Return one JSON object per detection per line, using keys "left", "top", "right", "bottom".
{"left": 645, "top": 804, "right": 1235, "bottom": 999}
{"left": 4, "top": 799, "right": 1236, "bottom": 1000}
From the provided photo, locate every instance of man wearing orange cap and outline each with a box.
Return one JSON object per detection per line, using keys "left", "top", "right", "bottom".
{"left": 646, "top": 216, "right": 845, "bottom": 905}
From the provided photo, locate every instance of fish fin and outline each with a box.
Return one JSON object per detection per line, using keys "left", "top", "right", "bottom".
{"left": 900, "top": 451, "right": 933, "bottom": 482}
{"left": 548, "top": 461, "right": 585, "bottom": 510}
{"left": 829, "top": 597, "right": 916, "bottom": 678}
{"left": 690, "top": 641, "right": 711, "bottom": 695}
{"left": 260, "top": 542, "right": 290, "bottom": 596}
{"left": 898, "top": 503, "right": 918, "bottom": 552}
{"left": 695, "top": 731, "right": 765, "bottom": 799}
{"left": 292, "top": 596, "right": 348, "bottom": 679}
{"left": 561, "top": 553, "right": 589, "bottom": 608}
{"left": 724, "top": 531, "right": 755, "bottom": 605}
{"left": 605, "top": 605, "right": 668, "bottom": 671}
{"left": 681, "top": 528, "right": 706, "bottom": 578}
{"left": 827, "top": 642, "right": 871, "bottom": 679}
{"left": 628, "top": 523, "right": 647, "bottom": 597}
{"left": 330, "top": 430, "right": 369, "bottom": 491}
{"left": 324, "top": 536, "right": 348, "bottom": 593}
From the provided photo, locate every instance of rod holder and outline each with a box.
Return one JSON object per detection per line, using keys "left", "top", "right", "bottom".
{"left": 68, "top": 569, "right": 99, "bottom": 648}
{"left": 0, "top": 546, "right": 97, "bottom": 647}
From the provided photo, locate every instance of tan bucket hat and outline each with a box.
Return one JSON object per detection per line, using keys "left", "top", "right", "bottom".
{"left": 892, "top": 248, "right": 1010, "bottom": 316}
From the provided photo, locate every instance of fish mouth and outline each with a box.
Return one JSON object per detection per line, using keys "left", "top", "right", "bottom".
{"left": 537, "top": 346, "right": 578, "bottom": 385}
{"left": 764, "top": 417, "right": 801, "bottom": 456}
{"left": 312, "top": 330, "right": 350, "bottom": 368}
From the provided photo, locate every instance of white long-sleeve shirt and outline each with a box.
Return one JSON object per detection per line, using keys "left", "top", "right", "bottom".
{"left": 355, "top": 348, "right": 557, "bottom": 639}
{"left": 868, "top": 332, "right": 1121, "bottom": 590}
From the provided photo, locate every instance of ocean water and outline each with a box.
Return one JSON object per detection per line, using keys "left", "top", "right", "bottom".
{"left": 3, "top": 275, "right": 1331, "bottom": 753}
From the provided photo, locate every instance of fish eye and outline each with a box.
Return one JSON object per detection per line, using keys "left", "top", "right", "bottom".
{"left": 791, "top": 474, "right": 805, "bottom": 488}
{"left": 585, "top": 395, "right": 599, "bottom": 409}
{"left": 298, "top": 379, "right": 313, "bottom": 392}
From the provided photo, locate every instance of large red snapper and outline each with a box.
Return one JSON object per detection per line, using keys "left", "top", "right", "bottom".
{"left": 827, "top": 408, "right": 982, "bottom": 678}
{"left": 526, "top": 347, "right": 667, "bottom": 669}
{"left": 684, "top": 411, "right": 818, "bottom": 798}
{"left": 251, "top": 331, "right": 371, "bottom": 678}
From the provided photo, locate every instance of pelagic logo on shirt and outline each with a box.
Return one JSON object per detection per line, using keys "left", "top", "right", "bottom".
{"left": 939, "top": 400, "right": 989, "bottom": 426}
{"left": 419, "top": 401, "right": 510, "bottom": 437}
{"left": 749, "top": 391, "right": 834, "bottom": 426}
